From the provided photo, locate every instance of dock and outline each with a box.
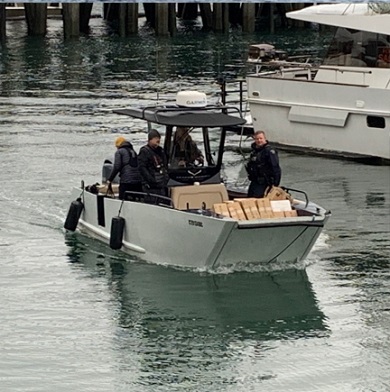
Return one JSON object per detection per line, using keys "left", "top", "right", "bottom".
{"left": 0, "top": 3, "right": 308, "bottom": 42}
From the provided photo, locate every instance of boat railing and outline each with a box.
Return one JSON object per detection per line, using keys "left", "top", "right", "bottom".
{"left": 318, "top": 66, "right": 372, "bottom": 85}
{"left": 216, "top": 77, "right": 248, "bottom": 117}
{"left": 281, "top": 186, "right": 309, "bottom": 209}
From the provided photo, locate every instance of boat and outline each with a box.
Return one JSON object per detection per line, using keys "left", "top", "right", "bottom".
{"left": 64, "top": 91, "right": 330, "bottom": 271}
{"left": 246, "top": 3, "right": 390, "bottom": 164}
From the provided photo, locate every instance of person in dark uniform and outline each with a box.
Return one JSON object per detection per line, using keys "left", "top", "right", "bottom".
{"left": 246, "top": 130, "right": 282, "bottom": 198}
{"left": 138, "top": 129, "right": 169, "bottom": 197}
{"left": 106, "top": 136, "right": 142, "bottom": 200}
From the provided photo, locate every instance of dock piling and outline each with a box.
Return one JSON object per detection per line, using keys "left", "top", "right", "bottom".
{"left": 168, "top": 3, "right": 176, "bottom": 36}
{"left": 25, "top": 3, "right": 47, "bottom": 36}
{"left": 242, "top": 3, "right": 255, "bottom": 33}
{"left": 199, "top": 3, "right": 212, "bottom": 31}
{"left": 2, "top": 3, "right": 311, "bottom": 40}
{"left": 155, "top": 3, "right": 169, "bottom": 36}
{"left": 63, "top": 3, "right": 80, "bottom": 38}
{"left": 127, "top": 3, "right": 139, "bottom": 35}
{"left": 0, "top": 4, "right": 5, "bottom": 44}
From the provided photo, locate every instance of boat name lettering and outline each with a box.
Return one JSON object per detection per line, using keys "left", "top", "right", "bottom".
{"left": 188, "top": 220, "right": 203, "bottom": 227}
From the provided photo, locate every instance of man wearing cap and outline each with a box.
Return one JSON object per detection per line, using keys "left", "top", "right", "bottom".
{"left": 106, "top": 136, "right": 142, "bottom": 200}
{"left": 138, "top": 129, "right": 169, "bottom": 197}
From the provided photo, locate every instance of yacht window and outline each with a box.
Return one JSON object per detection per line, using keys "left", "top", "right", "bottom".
{"left": 367, "top": 116, "right": 385, "bottom": 129}
{"left": 323, "top": 28, "right": 390, "bottom": 68}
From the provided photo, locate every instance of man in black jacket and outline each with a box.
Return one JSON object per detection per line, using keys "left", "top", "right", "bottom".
{"left": 138, "top": 129, "right": 169, "bottom": 197}
{"left": 246, "top": 130, "right": 282, "bottom": 198}
{"left": 107, "top": 136, "right": 142, "bottom": 199}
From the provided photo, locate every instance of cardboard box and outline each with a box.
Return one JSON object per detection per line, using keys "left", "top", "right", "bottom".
{"left": 213, "top": 203, "right": 230, "bottom": 218}
{"left": 272, "top": 211, "right": 285, "bottom": 218}
{"left": 226, "top": 202, "right": 247, "bottom": 220}
{"left": 237, "top": 199, "right": 261, "bottom": 220}
{"left": 270, "top": 199, "right": 292, "bottom": 212}
{"left": 257, "top": 198, "right": 272, "bottom": 213}
{"left": 259, "top": 211, "right": 273, "bottom": 219}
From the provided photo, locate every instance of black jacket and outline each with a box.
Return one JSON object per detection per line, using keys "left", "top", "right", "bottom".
{"left": 246, "top": 142, "right": 281, "bottom": 186}
{"left": 138, "top": 144, "right": 168, "bottom": 189}
{"left": 108, "top": 141, "right": 142, "bottom": 184}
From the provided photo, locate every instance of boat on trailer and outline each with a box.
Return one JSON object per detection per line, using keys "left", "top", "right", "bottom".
{"left": 64, "top": 91, "right": 330, "bottom": 270}
{"left": 247, "top": 3, "right": 390, "bottom": 164}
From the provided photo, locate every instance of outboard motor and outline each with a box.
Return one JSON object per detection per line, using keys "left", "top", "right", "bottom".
{"left": 64, "top": 198, "right": 84, "bottom": 231}
{"left": 102, "top": 158, "right": 119, "bottom": 184}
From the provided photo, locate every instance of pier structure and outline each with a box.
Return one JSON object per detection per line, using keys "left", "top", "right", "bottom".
{"left": 0, "top": 3, "right": 307, "bottom": 42}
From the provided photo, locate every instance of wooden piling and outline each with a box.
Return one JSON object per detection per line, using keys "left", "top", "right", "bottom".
{"left": 24, "top": 3, "right": 47, "bottom": 36}
{"left": 229, "top": 3, "right": 241, "bottom": 27}
{"left": 119, "top": 3, "right": 126, "bottom": 37}
{"left": 168, "top": 3, "right": 176, "bottom": 36}
{"left": 269, "top": 3, "right": 275, "bottom": 34}
{"left": 178, "top": 3, "right": 198, "bottom": 20}
{"left": 79, "top": 4, "right": 93, "bottom": 34}
{"left": 155, "top": 3, "right": 169, "bottom": 36}
{"left": 276, "top": 4, "right": 288, "bottom": 28}
{"left": 63, "top": 3, "right": 80, "bottom": 38}
{"left": 127, "top": 3, "right": 139, "bottom": 35}
{"left": 222, "top": 4, "right": 229, "bottom": 33}
{"left": 0, "top": 4, "right": 5, "bottom": 44}
{"left": 1, "top": 2, "right": 312, "bottom": 42}
{"left": 213, "top": 3, "right": 223, "bottom": 32}
{"left": 199, "top": 3, "right": 213, "bottom": 31}
{"left": 242, "top": 3, "right": 255, "bottom": 33}
{"left": 144, "top": 3, "right": 156, "bottom": 29}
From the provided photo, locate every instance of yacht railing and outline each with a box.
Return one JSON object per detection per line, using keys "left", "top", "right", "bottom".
{"left": 318, "top": 66, "right": 372, "bottom": 85}
{"left": 217, "top": 77, "right": 248, "bottom": 116}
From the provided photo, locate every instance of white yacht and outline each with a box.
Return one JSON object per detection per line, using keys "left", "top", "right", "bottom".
{"left": 64, "top": 91, "right": 330, "bottom": 271}
{"left": 247, "top": 3, "right": 390, "bottom": 164}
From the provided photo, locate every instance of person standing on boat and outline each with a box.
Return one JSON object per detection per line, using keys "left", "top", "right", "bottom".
{"left": 246, "top": 130, "right": 281, "bottom": 198}
{"left": 138, "top": 129, "right": 169, "bottom": 197}
{"left": 106, "top": 136, "right": 143, "bottom": 200}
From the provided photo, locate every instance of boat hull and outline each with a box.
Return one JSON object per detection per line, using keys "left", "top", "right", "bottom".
{"left": 247, "top": 72, "right": 390, "bottom": 163}
{"left": 70, "top": 188, "right": 329, "bottom": 270}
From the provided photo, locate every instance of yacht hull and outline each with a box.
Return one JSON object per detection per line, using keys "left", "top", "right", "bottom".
{"left": 247, "top": 74, "right": 390, "bottom": 163}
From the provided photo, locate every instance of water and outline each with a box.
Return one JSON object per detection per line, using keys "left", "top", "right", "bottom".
{"left": 1, "top": 15, "right": 390, "bottom": 392}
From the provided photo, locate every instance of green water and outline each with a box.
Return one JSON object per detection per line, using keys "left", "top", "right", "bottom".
{"left": 1, "top": 15, "right": 390, "bottom": 392}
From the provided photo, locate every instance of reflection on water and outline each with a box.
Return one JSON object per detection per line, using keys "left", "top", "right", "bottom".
{"left": 65, "top": 233, "right": 328, "bottom": 388}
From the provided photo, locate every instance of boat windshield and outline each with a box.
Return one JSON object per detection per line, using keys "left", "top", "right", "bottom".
{"left": 167, "top": 126, "right": 221, "bottom": 169}
{"left": 323, "top": 27, "right": 390, "bottom": 68}
{"left": 164, "top": 125, "right": 224, "bottom": 185}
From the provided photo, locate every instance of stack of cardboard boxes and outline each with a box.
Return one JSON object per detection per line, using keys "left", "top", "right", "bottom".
{"left": 213, "top": 197, "right": 298, "bottom": 220}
